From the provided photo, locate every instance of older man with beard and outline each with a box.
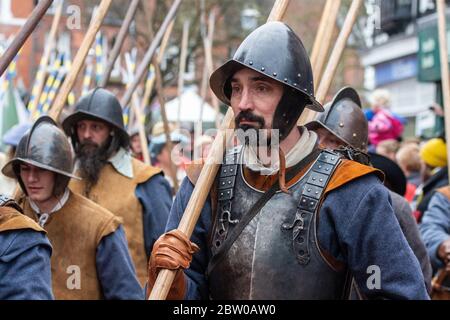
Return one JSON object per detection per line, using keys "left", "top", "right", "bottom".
{"left": 62, "top": 88, "right": 172, "bottom": 286}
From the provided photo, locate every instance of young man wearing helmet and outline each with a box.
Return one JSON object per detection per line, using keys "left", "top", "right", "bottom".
{"left": 62, "top": 88, "right": 172, "bottom": 286}
{"left": 147, "top": 22, "right": 428, "bottom": 299}
{"left": 305, "top": 86, "right": 432, "bottom": 296}
{"left": 2, "top": 117, "right": 143, "bottom": 299}
{"left": 0, "top": 194, "right": 53, "bottom": 299}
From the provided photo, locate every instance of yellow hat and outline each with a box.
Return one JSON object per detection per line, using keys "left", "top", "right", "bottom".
{"left": 420, "top": 138, "right": 447, "bottom": 168}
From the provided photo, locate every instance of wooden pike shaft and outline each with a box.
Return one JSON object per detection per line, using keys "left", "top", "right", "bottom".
{"left": 154, "top": 62, "right": 179, "bottom": 193}
{"left": 436, "top": 0, "right": 450, "bottom": 179}
{"left": 0, "top": 0, "right": 53, "bottom": 77}
{"left": 49, "top": 0, "right": 113, "bottom": 120}
{"left": 310, "top": 0, "right": 333, "bottom": 69}
{"left": 148, "top": 0, "right": 291, "bottom": 301}
{"left": 298, "top": 0, "right": 363, "bottom": 125}
{"left": 312, "top": 0, "right": 341, "bottom": 89}
{"left": 176, "top": 20, "right": 190, "bottom": 127}
{"left": 28, "top": 0, "right": 64, "bottom": 115}
{"left": 99, "top": 0, "right": 140, "bottom": 87}
{"left": 120, "top": 0, "right": 181, "bottom": 108}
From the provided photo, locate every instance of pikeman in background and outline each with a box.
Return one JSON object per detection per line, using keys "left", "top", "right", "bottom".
{"left": 62, "top": 88, "right": 172, "bottom": 286}
{"left": 2, "top": 116, "right": 143, "bottom": 299}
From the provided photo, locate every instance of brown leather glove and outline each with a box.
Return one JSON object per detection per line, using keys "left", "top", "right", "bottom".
{"left": 438, "top": 238, "right": 450, "bottom": 272}
{"left": 147, "top": 229, "right": 200, "bottom": 299}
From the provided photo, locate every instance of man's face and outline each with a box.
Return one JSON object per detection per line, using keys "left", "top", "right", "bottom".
{"left": 230, "top": 68, "right": 283, "bottom": 132}
{"left": 130, "top": 134, "right": 142, "bottom": 154}
{"left": 76, "top": 119, "right": 111, "bottom": 148}
{"left": 20, "top": 163, "right": 55, "bottom": 203}
{"left": 315, "top": 127, "right": 345, "bottom": 149}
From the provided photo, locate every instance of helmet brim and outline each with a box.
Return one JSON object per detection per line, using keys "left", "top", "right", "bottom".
{"left": 210, "top": 60, "right": 324, "bottom": 112}
{"left": 2, "top": 158, "right": 81, "bottom": 180}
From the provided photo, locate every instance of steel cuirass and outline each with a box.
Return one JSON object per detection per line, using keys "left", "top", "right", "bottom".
{"left": 208, "top": 147, "right": 351, "bottom": 299}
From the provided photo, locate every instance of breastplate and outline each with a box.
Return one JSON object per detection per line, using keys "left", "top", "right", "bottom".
{"left": 208, "top": 146, "right": 349, "bottom": 299}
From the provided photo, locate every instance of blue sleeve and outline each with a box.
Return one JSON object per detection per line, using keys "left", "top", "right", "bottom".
{"left": 419, "top": 192, "right": 450, "bottom": 271}
{"left": 319, "top": 174, "right": 429, "bottom": 300}
{"left": 96, "top": 225, "right": 144, "bottom": 300}
{"left": 136, "top": 173, "right": 173, "bottom": 257}
{"left": 0, "top": 229, "right": 54, "bottom": 300}
{"left": 165, "top": 177, "right": 212, "bottom": 300}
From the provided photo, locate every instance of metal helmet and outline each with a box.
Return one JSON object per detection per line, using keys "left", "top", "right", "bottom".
{"left": 305, "top": 87, "right": 368, "bottom": 151}
{"left": 2, "top": 116, "right": 79, "bottom": 196}
{"left": 62, "top": 87, "right": 129, "bottom": 148}
{"left": 210, "top": 21, "right": 323, "bottom": 140}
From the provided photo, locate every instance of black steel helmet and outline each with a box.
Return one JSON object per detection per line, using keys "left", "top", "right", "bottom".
{"left": 306, "top": 87, "right": 368, "bottom": 151}
{"left": 62, "top": 88, "right": 129, "bottom": 148}
{"left": 2, "top": 116, "right": 79, "bottom": 196}
{"left": 210, "top": 22, "right": 323, "bottom": 141}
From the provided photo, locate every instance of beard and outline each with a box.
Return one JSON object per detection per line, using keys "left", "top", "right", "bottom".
{"left": 75, "top": 137, "right": 113, "bottom": 197}
{"left": 235, "top": 110, "right": 275, "bottom": 147}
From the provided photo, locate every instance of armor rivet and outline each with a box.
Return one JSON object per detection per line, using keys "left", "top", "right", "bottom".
{"left": 228, "top": 181, "right": 232, "bottom": 184}
{"left": 315, "top": 191, "right": 319, "bottom": 195}
{"left": 353, "top": 133, "right": 357, "bottom": 137}
{"left": 307, "top": 189, "right": 311, "bottom": 192}
{"left": 298, "top": 73, "right": 301, "bottom": 77}
{"left": 302, "top": 199, "right": 306, "bottom": 203}
{"left": 326, "top": 168, "right": 329, "bottom": 171}
{"left": 319, "top": 179, "right": 323, "bottom": 182}
{"left": 249, "top": 61, "right": 253, "bottom": 65}
{"left": 318, "top": 165, "right": 322, "bottom": 169}
{"left": 284, "top": 78, "right": 288, "bottom": 82}
{"left": 312, "top": 177, "right": 316, "bottom": 181}
{"left": 293, "top": 83, "right": 297, "bottom": 86}
{"left": 224, "top": 169, "right": 227, "bottom": 173}
{"left": 325, "top": 156, "right": 328, "bottom": 159}
{"left": 261, "top": 67, "right": 265, "bottom": 71}
{"left": 230, "top": 168, "right": 233, "bottom": 172}
{"left": 339, "top": 123, "right": 344, "bottom": 127}
{"left": 222, "top": 182, "right": 225, "bottom": 185}
{"left": 331, "top": 158, "right": 335, "bottom": 161}
{"left": 220, "top": 193, "right": 224, "bottom": 196}
{"left": 273, "top": 72, "right": 277, "bottom": 77}
{"left": 310, "top": 202, "right": 314, "bottom": 206}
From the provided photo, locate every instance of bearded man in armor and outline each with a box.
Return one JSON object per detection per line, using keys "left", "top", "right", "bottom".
{"left": 147, "top": 22, "right": 428, "bottom": 300}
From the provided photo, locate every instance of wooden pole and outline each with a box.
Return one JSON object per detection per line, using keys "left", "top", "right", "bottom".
{"left": 310, "top": 0, "right": 333, "bottom": 70}
{"left": 176, "top": 20, "right": 190, "bottom": 128}
{"left": 49, "top": 0, "right": 113, "bottom": 120}
{"left": 0, "top": 0, "right": 53, "bottom": 77}
{"left": 120, "top": 0, "right": 181, "bottom": 109}
{"left": 436, "top": 0, "right": 450, "bottom": 181}
{"left": 148, "top": 0, "right": 290, "bottom": 300}
{"left": 27, "top": 0, "right": 64, "bottom": 116}
{"left": 312, "top": 0, "right": 341, "bottom": 89}
{"left": 134, "top": 19, "right": 175, "bottom": 167}
{"left": 99, "top": 0, "right": 140, "bottom": 87}
{"left": 298, "top": 0, "right": 363, "bottom": 125}
{"left": 154, "top": 62, "right": 179, "bottom": 193}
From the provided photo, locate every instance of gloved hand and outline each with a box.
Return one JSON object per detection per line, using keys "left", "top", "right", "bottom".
{"left": 147, "top": 229, "right": 200, "bottom": 299}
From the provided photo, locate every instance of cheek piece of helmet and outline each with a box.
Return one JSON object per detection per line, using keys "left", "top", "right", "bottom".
{"left": 272, "top": 87, "right": 308, "bottom": 141}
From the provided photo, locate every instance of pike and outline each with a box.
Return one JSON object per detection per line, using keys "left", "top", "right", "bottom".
{"left": 0, "top": 0, "right": 53, "bottom": 78}
{"left": 120, "top": 0, "right": 181, "bottom": 109}
{"left": 28, "top": 0, "right": 64, "bottom": 118}
{"left": 298, "top": 0, "right": 363, "bottom": 125}
{"left": 99, "top": 0, "right": 140, "bottom": 87}
{"left": 134, "top": 19, "right": 175, "bottom": 168}
{"left": 148, "top": 0, "right": 291, "bottom": 300}
{"left": 176, "top": 20, "right": 190, "bottom": 128}
{"left": 433, "top": 6, "right": 450, "bottom": 293}
{"left": 49, "top": 0, "right": 113, "bottom": 120}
